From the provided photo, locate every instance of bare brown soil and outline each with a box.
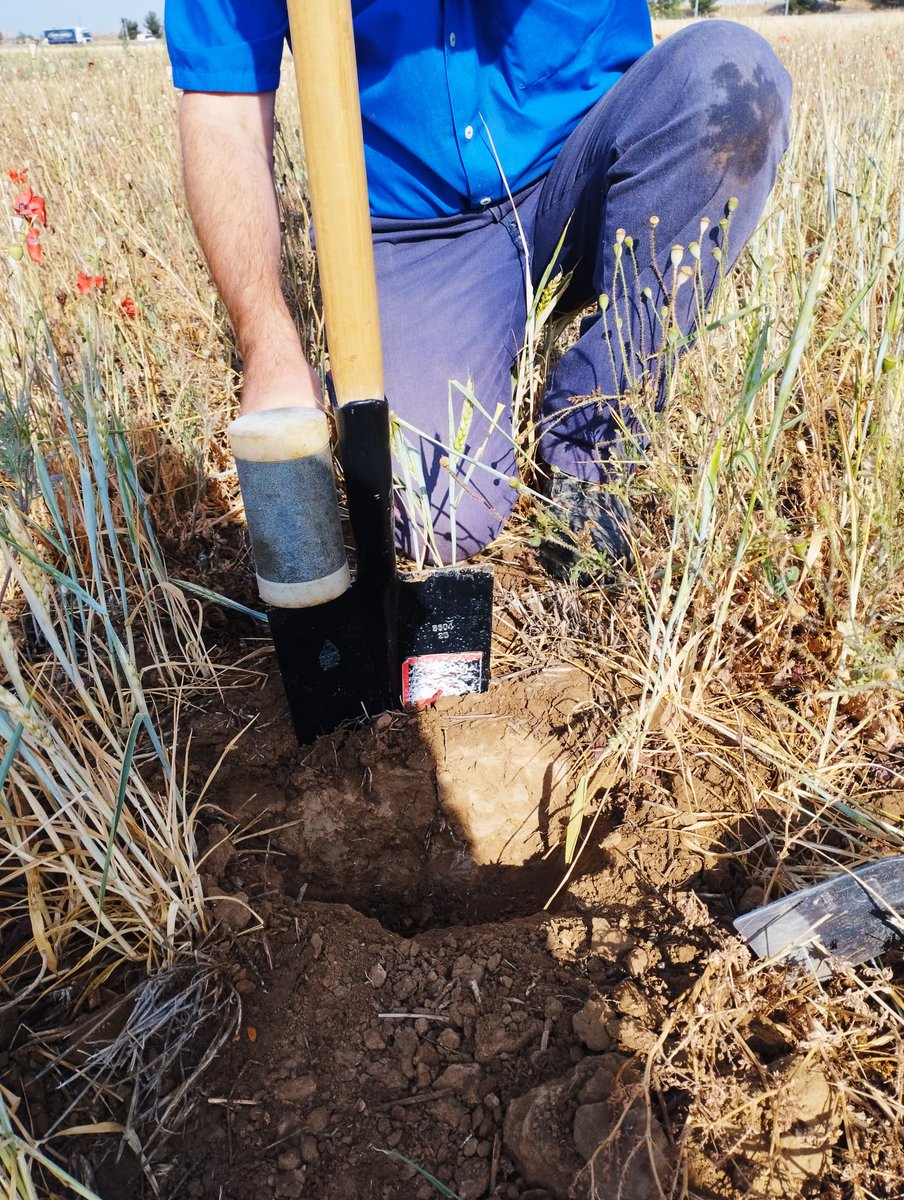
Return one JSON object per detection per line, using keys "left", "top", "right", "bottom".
{"left": 150, "top": 665, "right": 714, "bottom": 1200}
{"left": 7, "top": 568, "right": 889, "bottom": 1199}
{"left": 70, "top": 646, "right": 838, "bottom": 1200}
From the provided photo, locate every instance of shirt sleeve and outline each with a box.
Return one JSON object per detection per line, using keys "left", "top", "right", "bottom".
{"left": 164, "top": 0, "right": 289, "bottom": 92}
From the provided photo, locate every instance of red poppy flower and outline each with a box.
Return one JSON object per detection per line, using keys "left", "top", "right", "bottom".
{"left": 76, "top": 271, "right": 105, "bottom": 293}
{"left": 13, "top": 187, "right": 32, "bottom": 214}
{"left": 8, "top": 167, "right": 28, "bottom": 184}
{"left": 25, "top": 227, "right": 42, "bottom": 263}
{"left": 119, "top": 295, "right": 138, "bottom": 318}
{"left": 13, "top": 187, "right": 47, "bottom": 227}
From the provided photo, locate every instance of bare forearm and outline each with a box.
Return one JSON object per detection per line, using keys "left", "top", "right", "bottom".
{"left": 179, "top": 91, "right": 320, "bottom": 411}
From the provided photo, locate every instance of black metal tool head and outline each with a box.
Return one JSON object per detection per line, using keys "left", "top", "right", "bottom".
{"left": 397, "top": 569, "right": 493, "bottom": 705}
{"left": 269, "top": 586, "right": 396, "bottom": 743}
{"left": 271, "top": 566, "right": 493, "bottom": 741}
{"left": 268, "top": 397, "right": 494, "bottom": 742}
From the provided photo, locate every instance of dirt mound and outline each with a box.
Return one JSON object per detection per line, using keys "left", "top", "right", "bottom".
{"left": 168, "top": 899, "right": 688, "bottom": 1200}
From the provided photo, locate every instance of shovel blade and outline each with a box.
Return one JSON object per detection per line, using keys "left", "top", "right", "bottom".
{"left": 269, "top": 586, "right": 394, "bottom": 743}
{"left": 397, "top": 568, "right": 493, "bottom": 706}
{"left": 734, "top": 855, "right": 904, "bottom": 976}
{"left": 270, "top": 567, "right": 493, "bottom": 741}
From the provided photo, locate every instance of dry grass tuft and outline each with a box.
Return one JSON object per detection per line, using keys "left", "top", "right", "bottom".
{"left": 649, "top": 944, "right": 904, "bottom": 1198}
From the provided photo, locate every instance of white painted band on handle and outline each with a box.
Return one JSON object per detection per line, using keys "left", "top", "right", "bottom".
{"left": 228, "top": 407, "right": 330, "bottom": 462}
{"left": 257, "top": 561, "right": 351, "bottom": 609}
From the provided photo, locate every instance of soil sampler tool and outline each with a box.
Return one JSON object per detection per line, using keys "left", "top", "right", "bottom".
{"left": 227, "top": 0, "right": 493, "bottom": 744}
{"left": 735, "top": 855, "right": 904, "bottom": 976}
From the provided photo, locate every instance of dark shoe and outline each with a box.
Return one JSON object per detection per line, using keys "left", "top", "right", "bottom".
{"left": 538, "top": 471, "right": 635, "bottom": 583}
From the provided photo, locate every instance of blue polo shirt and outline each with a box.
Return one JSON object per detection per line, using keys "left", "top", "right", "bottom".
{"left": 165, "top": 1, "right": 652, "bottom": 221}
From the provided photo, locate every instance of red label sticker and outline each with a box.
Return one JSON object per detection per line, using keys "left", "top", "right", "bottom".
{"left": 402, "top": 652, "right": 484, "bottom": 706}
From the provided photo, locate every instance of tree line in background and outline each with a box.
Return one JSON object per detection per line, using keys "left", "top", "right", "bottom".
{"left": 119, "top": 12, "right": 163, "bottom": 40}
{"left": 1, "top": 12, "right": 162, "bottom": 42}
{"left": 649, "top": 0, "right": 719, "bottom": 13}
{"left": 3, "top": 3, "right": 903, "bottom": 46}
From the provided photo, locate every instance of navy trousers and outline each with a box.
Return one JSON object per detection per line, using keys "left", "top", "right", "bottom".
{"left": 372, "top": 21, "right": 792, "bottom": 564}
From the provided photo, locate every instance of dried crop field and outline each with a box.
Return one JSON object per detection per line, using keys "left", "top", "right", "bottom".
{"left": 2, "top": 11, "right": 904, "bottom": 1200}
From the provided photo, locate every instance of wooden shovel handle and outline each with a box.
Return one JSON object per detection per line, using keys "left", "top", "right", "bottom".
{"left": 287, "top": 0, "right": 384, "bottom": 405}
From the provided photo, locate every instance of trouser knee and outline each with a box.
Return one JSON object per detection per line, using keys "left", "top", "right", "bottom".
{"left": 657, "top": 20, "right": 792, "bottom": 184}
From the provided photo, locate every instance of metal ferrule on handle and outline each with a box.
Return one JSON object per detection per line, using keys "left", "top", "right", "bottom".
{"left": 228, "top": 407, "right": 350, "bottom": 608}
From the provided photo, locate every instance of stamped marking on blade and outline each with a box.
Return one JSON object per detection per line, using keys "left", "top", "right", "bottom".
{"left": 402, "top": 652, "right": 484, "bottom": 706}
{"left": 319, "top": 640, "right": 341, "bottom": 671}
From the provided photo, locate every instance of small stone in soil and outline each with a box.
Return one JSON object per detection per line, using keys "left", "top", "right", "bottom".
{"left": 438, "top": 1028, "right": 461, "bottom": 1052}
{"left": 589, "top": 917, "right": 634, "bottom": 959}
{"left": 366, "top": 963, "right": 387, "bottom": 987}
{"left": 545, "top": 918, "right": 587, "bottom": 960}
{"left": 624, "top": 946, "right": 653, "bottom": 977}
{"left": 474, "top": 1014, "right": 543, "bottom": 1063}
{"left": 455, "top": 1158, "right": 490, "bottom": 1200}
{"left": 208, "top": 891, "right": 253, "bottom": 932}
{"left": 273, "top": 1075, "right": 317, "bottom": 1105}
{"left": 616, "top": 1016, "right": 657, "bottom": 1054}
{"left": 667, "top": 940, "right": 697, "bottom": 965}
{"left": 434, "top": 1063, "right": 482, "bottom": 1101}
{"left": 429, "top": 1096, "right": 469, "bottom": 1128}
{"left": 572, "top": 998, "right": 614, "bottom": 1052}
{"left": 275, "top": 1174, "right": 303, "bottom": 1199}
{"left": 305, "top": 1106, "right": 331, "bottom": 1134}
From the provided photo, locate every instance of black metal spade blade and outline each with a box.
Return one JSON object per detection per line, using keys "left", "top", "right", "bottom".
{"left": 397, "top": 569, "right": 493, "bottom": 705}
{"left": 269, "top": 399, "right": 493, "bottom": 743}
{"left": 268, "top": 588, "right": 395, "bottom": 743}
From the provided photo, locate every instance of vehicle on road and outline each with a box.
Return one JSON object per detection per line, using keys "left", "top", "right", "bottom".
{"left": 43, "top": 27, "right": 92, "bottom": 45}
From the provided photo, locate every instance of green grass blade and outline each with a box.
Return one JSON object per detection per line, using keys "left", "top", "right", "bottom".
{"left": 373, "top": 1147, "right": 461, "bottom": 1198}
{"left": 98, "top": 712, "right": 143, "bottom": 915}
{"left": 173, "top": 579, "right": 266, "bottom": 622}
{"left": 0, "top": 721, "right": 25, "bottom": 810}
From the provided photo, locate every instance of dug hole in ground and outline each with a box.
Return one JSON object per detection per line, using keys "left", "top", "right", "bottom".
{"left": 88, "top": 590, "right": 854, "bottom": 1200}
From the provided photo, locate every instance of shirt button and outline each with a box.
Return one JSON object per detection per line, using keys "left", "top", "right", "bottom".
{"left": 464, "top": 124, "right": 474, "bottom": 140}
{"left": 449, "top": 32, "right": 456, "bottom": 47}
{"left": 479, "top": 197, "right": 491, "bottom": 207}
